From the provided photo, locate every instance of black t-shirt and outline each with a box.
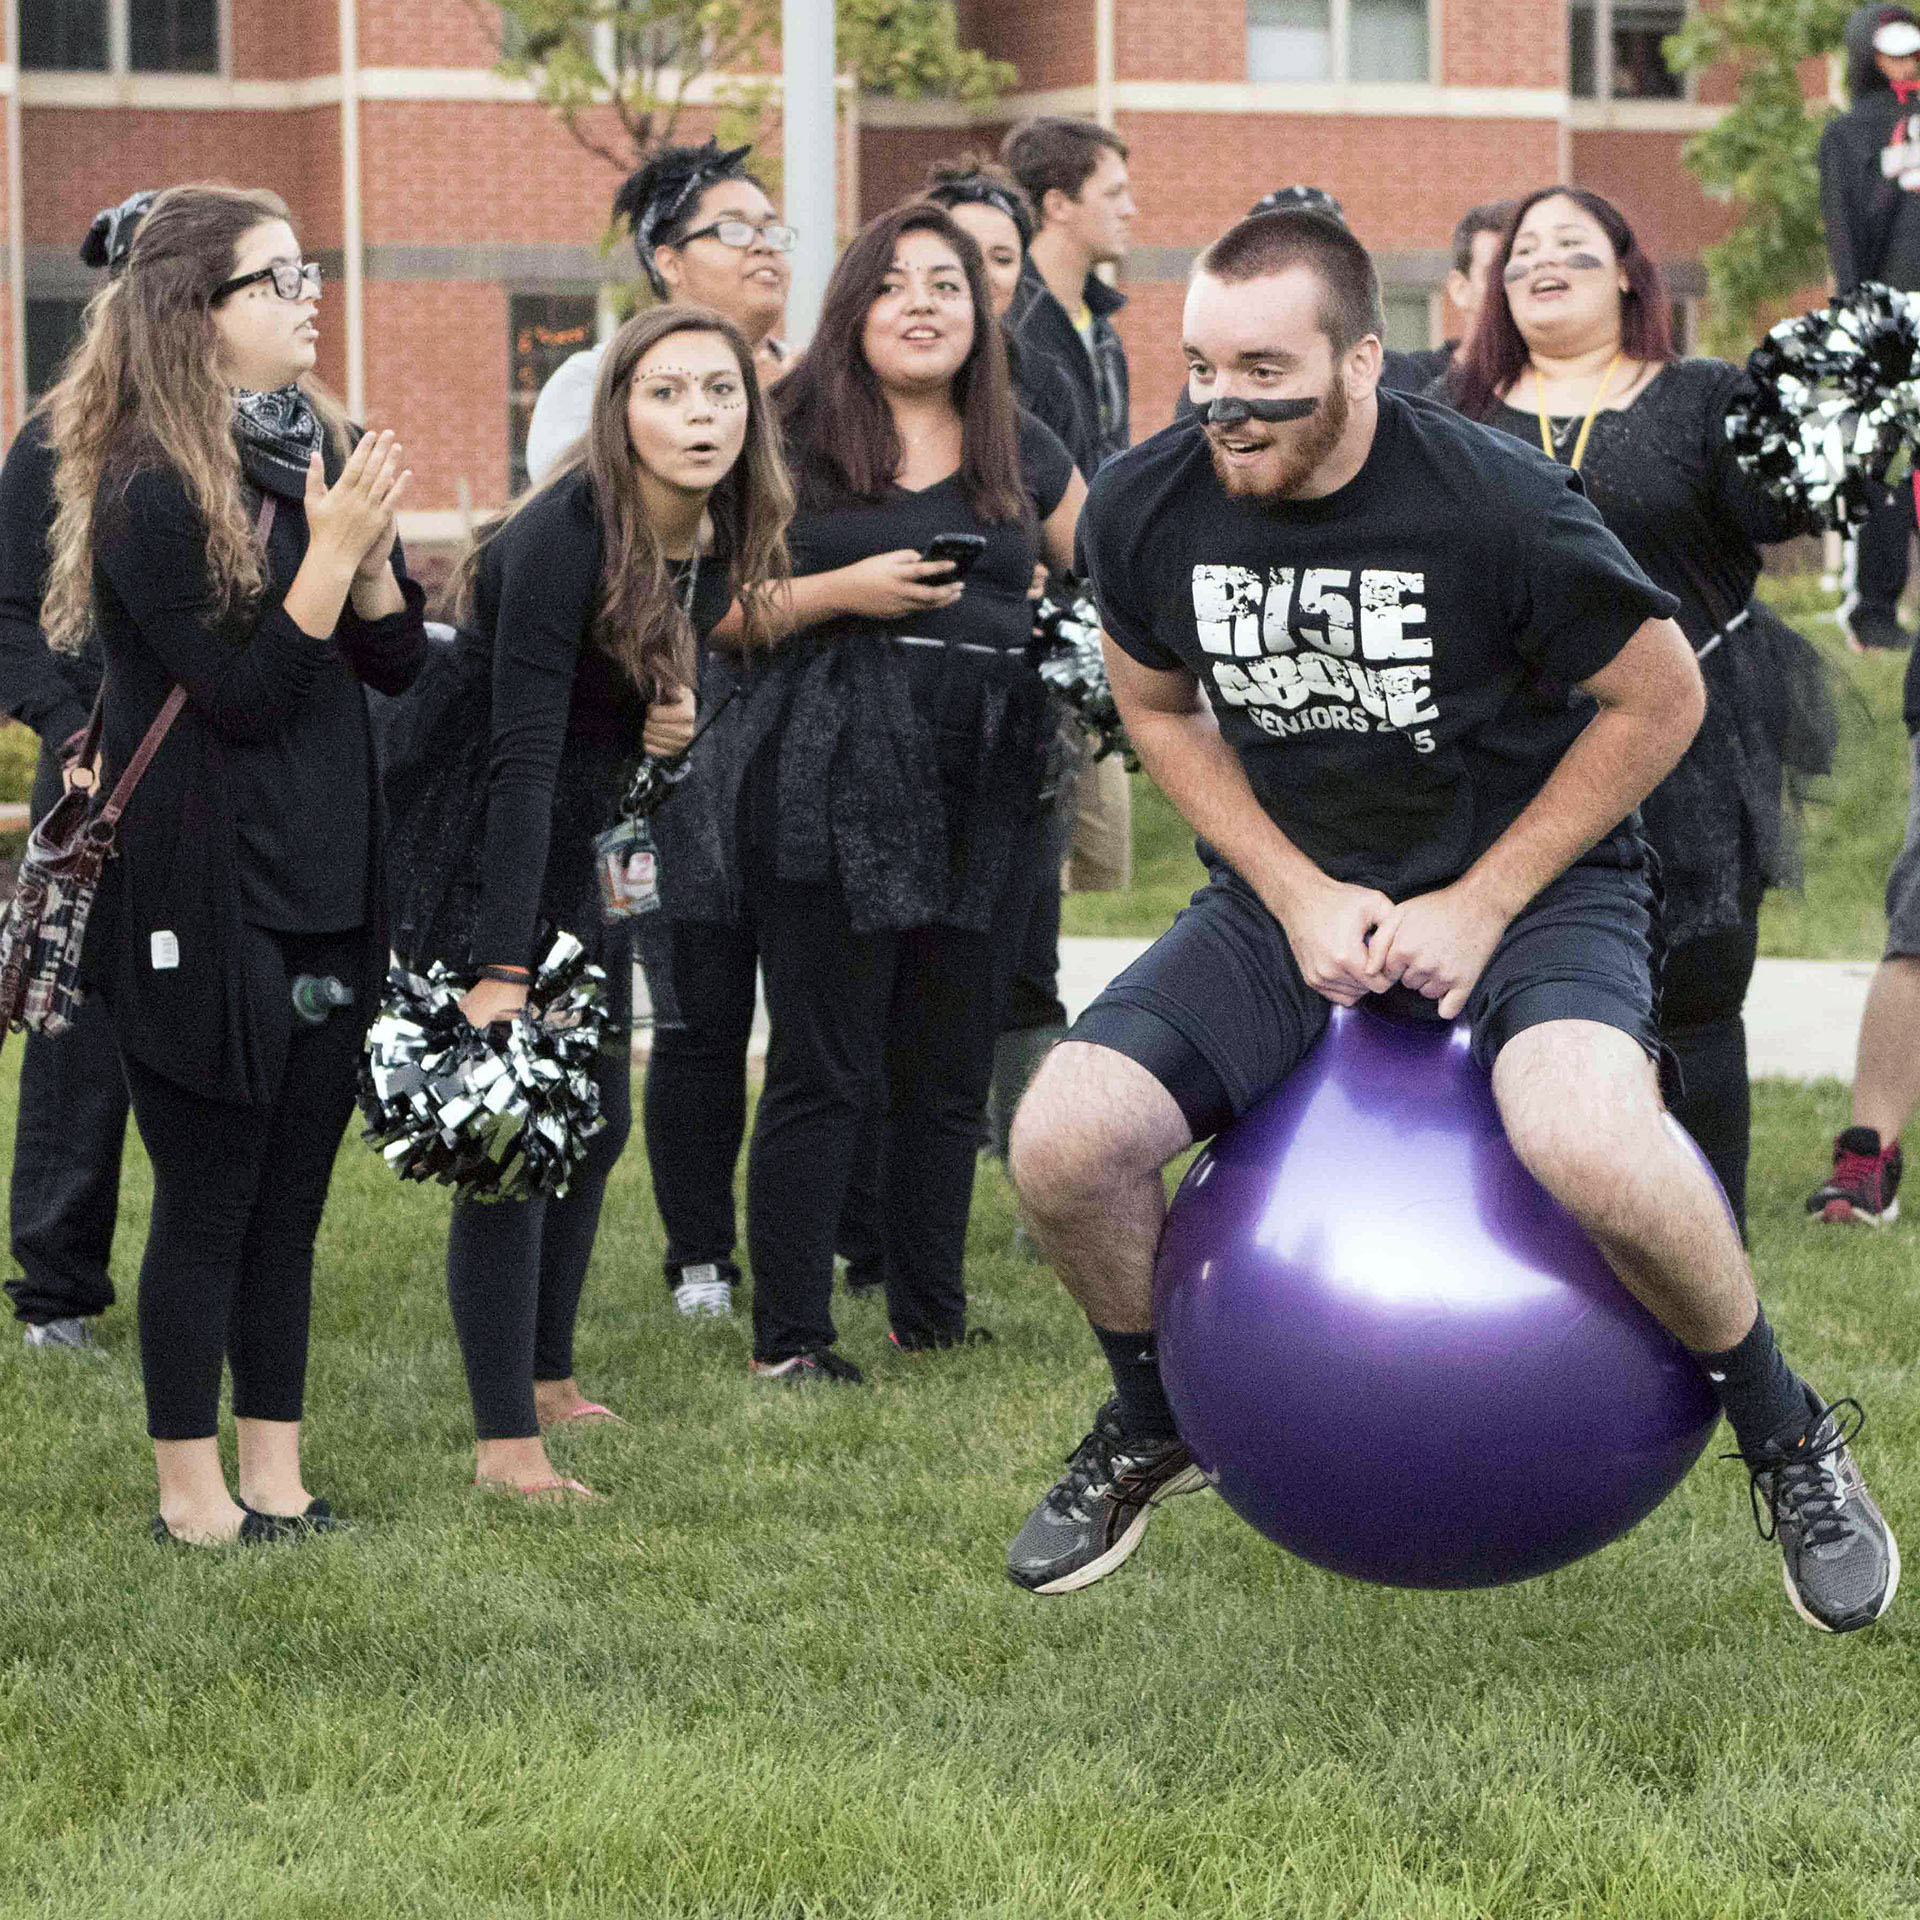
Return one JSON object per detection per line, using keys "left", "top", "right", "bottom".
{"left": 785, "top": 409, "right": 1075, "bottom": 662}
{"left": 1078, "top": 389, "right": 1680, "bottom": 901}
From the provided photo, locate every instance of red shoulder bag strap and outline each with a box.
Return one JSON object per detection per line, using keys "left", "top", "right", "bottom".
{"left": 90, "top": 493, "right": 279, "bottom": 831}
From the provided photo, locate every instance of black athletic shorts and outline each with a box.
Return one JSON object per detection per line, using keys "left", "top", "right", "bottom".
{"left": 1071, "top": 837, "right": 1658, "bottom": 1141}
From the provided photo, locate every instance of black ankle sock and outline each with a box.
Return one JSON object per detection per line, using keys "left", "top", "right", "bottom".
{"left": 1091, "top": 1322, "right": 1180, "bottom": 1444}
{"left": 1693, "top": 1306, "right": 1815, "bottom": 1459}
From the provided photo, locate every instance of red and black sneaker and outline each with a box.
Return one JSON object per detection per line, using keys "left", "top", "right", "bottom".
{"left": 1805, "top": 1128, "right": 1903, "bottom": 1226}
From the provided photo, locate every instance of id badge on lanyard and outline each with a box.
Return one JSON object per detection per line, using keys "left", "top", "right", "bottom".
{"left": 594, "top": 814, "right": 661, "bottom": 921}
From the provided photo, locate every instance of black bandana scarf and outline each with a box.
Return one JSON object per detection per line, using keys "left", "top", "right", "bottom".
{"left": 233, "top": 383, "right": 325, "bottom": 498}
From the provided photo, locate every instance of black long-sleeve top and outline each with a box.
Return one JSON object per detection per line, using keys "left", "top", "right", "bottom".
{"left": 462, "top": 469, "right": 732, "bottom": 966}
{"left": 0, "top": 410, "right": 99, "bottom": 747}
{"left": 88, "top": 442, "right": 426, "bottom": 1103}
{"left": 1475, "top": 358, "right": 1833, "bottom": 944}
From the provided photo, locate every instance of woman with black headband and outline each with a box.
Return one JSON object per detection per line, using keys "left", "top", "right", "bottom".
{"left": 925, "top": 156, "right": 1034, "bottom": 321}
{"left": 524, "top": 140, "right": 793, "bottom": 485}
{"left": 0, "top": 189, "right": 154, "bottom": 1356}
{"left": 43, "top": 186, "right": 427, "bottom": 1544}
{"left": 1441, "top": 186, "right": 1833, "bottom": 1237}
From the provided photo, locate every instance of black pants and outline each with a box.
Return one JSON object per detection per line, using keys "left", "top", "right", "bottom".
{"left": 1853, "top": 490, "right": 1914, "bottom": 615}
{"left": 7, "top": 742, "right": 130, "bottom": 1325}
{"left": 118, "top": 928, "right": 371, "bottom": 1442}
{"left": 639, "top": 917, "right": 757, "bottom": 1276}
{"left": 446, "top": 955, "right": 633, "bottom": 1441}
{"left": 1659, "top": 910, "right": 1760, "bottom": 1240}
{"left": 745, "top": 835, "right": 1037, "bottom": 1361}
{"left": 1005, "top": 780, "right": 1071, "bottom": 1033}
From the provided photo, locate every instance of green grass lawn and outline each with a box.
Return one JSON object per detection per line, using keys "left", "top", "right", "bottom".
{"left": 1065, "top": 580, "right": 1915, "bottom": 960}
{"left": 5, "top": 1051, "right": 1920, "bottom": 1918}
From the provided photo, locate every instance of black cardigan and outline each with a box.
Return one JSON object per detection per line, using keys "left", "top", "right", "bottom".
{"left": 382, "top": 469, "right": 732, "bottom": 970}
{"left": 86, "top": 445, "right": 426, "bottom": 1105}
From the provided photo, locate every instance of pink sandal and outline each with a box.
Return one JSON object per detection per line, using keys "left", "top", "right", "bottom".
{"left": 538, "top": 1400, "right": 626, "bottom": 1430}
{"left": 472, "top": 1474, "right": 599, "bottom": 1500}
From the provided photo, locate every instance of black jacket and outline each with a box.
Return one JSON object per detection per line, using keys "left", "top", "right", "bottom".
{"left": 1005, "top": 256, "right": 1130, "bottom": 477}
{"left": 0, "top": 410, "right": 100, "bottom": 752}
{"left": 1820, "top": 5, "right": 1920, "bottom": 292}
{"left": 86, "top": 442, "right": 426, "bottom": 1105}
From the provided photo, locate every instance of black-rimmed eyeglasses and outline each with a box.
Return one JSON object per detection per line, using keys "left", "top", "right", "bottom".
{"left": 212, "top": 259, "right": 323, "bottom": 305}
{"left": 677, "top": 219, "right": 797, "bottom": 253}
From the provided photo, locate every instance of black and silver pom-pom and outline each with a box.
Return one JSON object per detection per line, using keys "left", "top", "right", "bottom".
{"left": 1033, "top": 586, "right": 1136, "bottom": 768}
{"left": 358, "top": 932, "right": 609, "bottom": 1203}
{"left": 1726, "top": 282, "right": 1920, "bottom": 531}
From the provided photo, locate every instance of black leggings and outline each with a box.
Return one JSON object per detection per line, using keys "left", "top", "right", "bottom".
{"left": 744, "top": 831, "right": 1038, "bottom": 1361}
{"left": 445, "top": 958, "right": 633, "bottom": 1441}
{"left": 639, "top": 918, "right": 758, "bottom": 1275}
{"left": 119, "top": 927, "right": 371, "bottom": 1442}
{"left": 1659, "top": 910, "right": 1760, "bottom": 1238}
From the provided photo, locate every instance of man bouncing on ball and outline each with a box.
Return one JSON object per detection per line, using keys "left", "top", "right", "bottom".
{"left": 1004, "top": 209, "right": 1899, "bottom": 1632}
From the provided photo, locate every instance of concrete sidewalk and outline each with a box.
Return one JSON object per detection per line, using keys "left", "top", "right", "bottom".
{"left": 637, "top": 939, "right": 1877, "bottom": 1083}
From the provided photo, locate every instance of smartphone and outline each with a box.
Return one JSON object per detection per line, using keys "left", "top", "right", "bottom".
{"left": 921, "top": 532, "right": 988, "bottom": 580}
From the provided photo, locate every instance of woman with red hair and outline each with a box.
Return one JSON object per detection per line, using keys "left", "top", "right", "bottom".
{"left": 1443, "top": 186, "right": 1832, "bottom": 1237}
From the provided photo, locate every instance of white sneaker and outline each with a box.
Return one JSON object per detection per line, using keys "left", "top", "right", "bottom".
{"left": 672, "top": 1264, "right": 735, "bottom": 1318}
{"left": 22, "top": 1316, "right": 101, "bottom": 1354}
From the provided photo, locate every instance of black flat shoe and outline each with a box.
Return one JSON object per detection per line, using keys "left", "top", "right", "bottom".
{"left": 150, "top": 1510, "right": 276, "bottom": 1546}
{"left": 238, "top": 1497, "right": 342, "bottom": 1540}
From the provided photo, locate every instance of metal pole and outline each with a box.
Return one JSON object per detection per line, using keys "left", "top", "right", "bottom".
{"left": 782, "top": 0, "right": 837, "bottom": 349}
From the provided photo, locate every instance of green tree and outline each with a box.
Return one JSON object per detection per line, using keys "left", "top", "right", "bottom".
{"left": 1667, "top": 0, "right": 1855, "bottom": 357}
{"left": 483, "top": 0, "right": 1014, "bottom": 177}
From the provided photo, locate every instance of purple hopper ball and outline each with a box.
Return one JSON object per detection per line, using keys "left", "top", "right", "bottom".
{"left": 1153, "top": 1005, "right": 1722, "bottom": 1590}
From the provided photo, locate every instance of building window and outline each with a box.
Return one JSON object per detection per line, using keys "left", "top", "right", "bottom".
{"left": 131, "top": 0, "right": 219, "bottom": 72}
{"left": 25, "top": 297, "right": 88, "bottom": 400}
{"left": 20, "top": 0, "right": 109, "bottom": 69}
{"left": 1248, "top": 0, "right": 1429, "bottom": 84}
{"left": 1569, "top": 0, "right": 1686, "bottom": 101}
{"left": 21, "top": 0, "right": 222, "bottom": 73}
{"left": 508, "top": 293, "right": 599, "bottom": 492}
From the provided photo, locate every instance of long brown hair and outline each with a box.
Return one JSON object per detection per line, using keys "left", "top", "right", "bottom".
{"left": 774, "top": 202, "right": 1028, "bottom": 524}
{"left": 454, "top": 305, "right": 792, "bottom": 695}
{"left": 1450, "top": 186, "right": 1674, "bottom": 423}
{"left": 43, "top": 184, "right": 348, "bottom": 654}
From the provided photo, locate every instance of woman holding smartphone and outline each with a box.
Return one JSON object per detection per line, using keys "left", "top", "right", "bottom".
{"left": 709, "top": 202, "right": 1084, "bottom": 1381}
{"left": 385, "top": 305, "right": 790, "bottom": 1495}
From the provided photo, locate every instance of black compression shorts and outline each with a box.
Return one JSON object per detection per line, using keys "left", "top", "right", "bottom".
{"left": 1070, "top": 846, "right": 1658, "bottom": 1141}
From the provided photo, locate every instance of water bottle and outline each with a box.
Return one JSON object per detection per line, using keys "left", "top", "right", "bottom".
{"left": 290, "top": 974, "right": 355, "bottom": 1025}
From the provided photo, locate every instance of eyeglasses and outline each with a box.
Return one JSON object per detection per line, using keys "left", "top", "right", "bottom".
{"left": 211, "top": 259, "right": 323, "bottom": 305}
{"left": 677, "top": 219, "right": 797, "bottom": 254}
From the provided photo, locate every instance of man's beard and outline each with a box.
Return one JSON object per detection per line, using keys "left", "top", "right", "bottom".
{"left": 1207, "top": 377, "right": 1351, "bottom": 503}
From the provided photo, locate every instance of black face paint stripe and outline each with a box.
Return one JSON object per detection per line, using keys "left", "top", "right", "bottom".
{"left": 1505, "top": 249, "right": 1609, "bottom": 283}
{"left": 1205, "top": 396, "right": 1318, "bottom": 425}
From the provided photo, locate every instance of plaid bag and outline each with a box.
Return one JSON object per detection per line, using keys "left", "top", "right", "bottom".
{"left": 0, "top": 495, "right": 272, "bottom": 1046}
{"left": 0, "top": 683, "right": 186, "bottom": 1039}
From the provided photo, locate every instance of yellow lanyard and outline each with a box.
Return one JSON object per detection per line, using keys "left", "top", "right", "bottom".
{"left": 1535, "top": 351, "right": 1623, "bottom": 472}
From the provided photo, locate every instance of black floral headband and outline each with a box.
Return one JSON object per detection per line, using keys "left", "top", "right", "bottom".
{"left": 937, "top": 177, "right": 1033, "bottom": 250}
{"left": 80, "top": 189, "right": 158, "bottom": 275}
{"left": 632, "top": 141, "right": 755, "bottom": 297}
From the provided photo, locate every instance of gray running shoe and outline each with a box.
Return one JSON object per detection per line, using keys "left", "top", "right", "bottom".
{"left": 1007, "top": 1396, "right": 1205, "bottom": 1594}
{"left": 22, "top": 1317, "right": 100, "bottom": 1354}
{"left": 1746, "top": 1397, "right": 1899, "bottom": 1633}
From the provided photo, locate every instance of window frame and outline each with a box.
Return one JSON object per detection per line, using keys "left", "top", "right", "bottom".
{"left": 18, "top": 0, "right": 229, "bottom": 77}
{"left": 1246, "top": 0, "right": 1437, "bottom": 88}
{"left": 1569, "top": 0, "right": 1692, "bottom": 105}
{"left": 506, "top": 286, "right": 604, "bottom": 495}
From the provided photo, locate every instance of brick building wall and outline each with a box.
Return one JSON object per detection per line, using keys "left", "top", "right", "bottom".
{"left": 0, "top": 0, "right": 1826, "bottom": 519}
